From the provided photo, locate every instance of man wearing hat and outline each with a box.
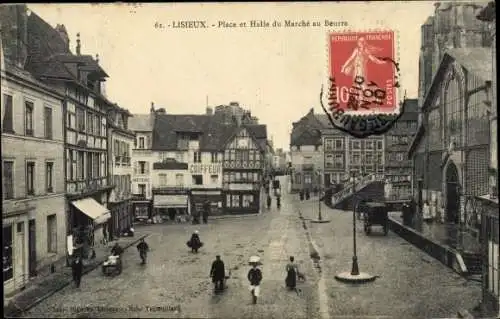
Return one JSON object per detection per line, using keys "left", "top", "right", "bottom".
{"left": 210, "top": 255, "right": 226, "bottom": 292}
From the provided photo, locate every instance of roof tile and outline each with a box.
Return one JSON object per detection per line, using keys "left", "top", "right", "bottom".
{"left": 129, "top": 114, "right": 153, "bottom": 132}
{"left": 151, "top": 113, "right": 267, "bottom": 151}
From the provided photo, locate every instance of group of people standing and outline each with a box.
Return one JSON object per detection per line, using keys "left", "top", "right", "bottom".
{"left": 265, "top": 177, "right": 282, "bottom": 209}
{"left": 208, "top": 253, "right": 303, "bottom": 304}
{"left": 192, "top": 200, "right": 211, "bottom": 224}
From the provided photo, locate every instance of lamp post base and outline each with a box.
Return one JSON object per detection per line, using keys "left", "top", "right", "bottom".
{"left": 334, "top": 271, "right": 377, "bottom": 283}
{"left": 310, "top": 219, "right": 331, "bottom": 223}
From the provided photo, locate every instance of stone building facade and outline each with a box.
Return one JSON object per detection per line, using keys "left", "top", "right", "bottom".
{"left": 476, "top": 2, "right": 498, "bottom": 316}
{"left": 409, "top": 48, "right": 491, "bottom": 227}
{"left": 1, "top": 37, "right": 66, "bottom": 294}
{"left": 129, "top": 106, "right": 156, "bottom": 221}
{"left": 289, "top": 108, "right": 330, "bottom": 193}
{"left": 108, "top": 105, "right": 135, "bottom": 239}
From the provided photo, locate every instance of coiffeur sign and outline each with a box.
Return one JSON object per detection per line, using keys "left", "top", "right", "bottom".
{"left": 189, "top": 164, "right": 222, "bottom": 174}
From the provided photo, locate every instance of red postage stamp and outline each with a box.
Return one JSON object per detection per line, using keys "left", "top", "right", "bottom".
{"left": 328, "top": 30, "right": 399, "bottom": 116}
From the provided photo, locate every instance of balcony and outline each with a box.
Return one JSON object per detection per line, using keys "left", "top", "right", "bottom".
{"left": 66, "top": 177, "right": 111, "bottom": 195}
{"left": 152, "top": 186, "right": 189, "bottom": 195}
{"left": 114, "top": 156, "right": 131, "bottom": 167}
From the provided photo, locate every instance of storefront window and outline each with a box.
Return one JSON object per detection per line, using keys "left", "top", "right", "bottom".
{"left": 231, "top": 195, "right": 240, "bottom": 207}
{"left": 242, "top": 195, "right": 254, "bottom": 207}
{"left": 3, "top": 225, "right": 13, "bottom": 282}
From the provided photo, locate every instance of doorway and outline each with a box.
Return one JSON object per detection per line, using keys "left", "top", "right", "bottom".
{"left": 28, "top": 220, "right": 37, "bottom": 277}
{"left": 445, "top": 161, "right": 460, "bottom": 224}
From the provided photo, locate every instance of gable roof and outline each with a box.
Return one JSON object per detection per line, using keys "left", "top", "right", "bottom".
{"left": 408, "top": 48, "right": 492, "bottom": 157}
{"left": 25, "top": 10, "right": 108, "bottom": 88}
{"left": 399, "top": 99, "right": 419, "bottom": 122}
{"left": 151, "top": 112, "right": 268, "bottom": 152}
{"left": 129, "top": 114, "right": 153, "bottom": 132}
{"left": 221, "top": 125, "right": 267, "bottom": 152}
{"left": 152, "top": 114, "right": 211, "bottom": 151}
{"left": 290, "top": 109, "right": 332, "bottom": 146}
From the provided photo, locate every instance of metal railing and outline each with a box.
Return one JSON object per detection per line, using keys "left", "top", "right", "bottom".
{"left": 330, "top": 174, "right": 385, "bottom": 207}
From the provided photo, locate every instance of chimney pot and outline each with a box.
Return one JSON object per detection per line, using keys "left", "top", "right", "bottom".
{"left": 76, "top": 33, "right": 81, "bottom": 55}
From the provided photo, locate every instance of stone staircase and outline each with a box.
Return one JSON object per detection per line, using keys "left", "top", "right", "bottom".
{"left": 462, "top": 252, "right": 482, "bottom": 276}
{"left": 328, "top": 174, "right": 385, "bottom": 209}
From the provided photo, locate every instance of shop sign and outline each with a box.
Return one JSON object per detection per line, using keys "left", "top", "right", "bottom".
{"left": 189, "top": 163, "right": 222, "bottom": 175}
{"left": 133, "top": 177, "right": 149, "bottom": 182}
{"left": 228, "top": 184, "right": 254, "bottom": 191}
{"left": 191, "top": 191, "right": 221, "bottom": 196}
{"left": 154, "top": 195, "right": 188, "bottom": 207}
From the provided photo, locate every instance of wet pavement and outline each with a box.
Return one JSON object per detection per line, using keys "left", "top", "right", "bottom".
{"left": 297, "top": 195, "right": 482, "bottom": 319}
{"left": 21, "top": 176, "right": 482, "bottom": 319}
{"left": 23, "top": 178, "right": 318, "bottom": 319}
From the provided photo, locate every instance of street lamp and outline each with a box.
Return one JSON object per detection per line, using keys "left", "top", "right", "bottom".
{"left": 311, "top": 169, "right": 330, "bottom": 224}
{"left": 335, "top": 169, "right": 377, "bottom": 283}
{"left": 311, "top": 170, "right": 330, "bottom": 224}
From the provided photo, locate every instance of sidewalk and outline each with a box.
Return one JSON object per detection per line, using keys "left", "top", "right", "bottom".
{"left": 4, "top": 228, "right": 150, "bottom": 318}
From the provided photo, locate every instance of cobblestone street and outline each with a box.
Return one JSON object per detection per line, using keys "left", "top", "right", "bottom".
{"left": 20, "top": 176, "right": 484, "bottom": 319}
{"left": 23, "top": 185, "right": 318, "bottom": 319}
{"left": 296, "top": 192, "right": 483, "bottom": 319}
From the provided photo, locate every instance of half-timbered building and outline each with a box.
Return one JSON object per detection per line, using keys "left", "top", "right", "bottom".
{"left": 222, "top": 125, "right": 267, "bottom": 214}
{"left": 23, "top": 12, "right": 116, "bottom": 258}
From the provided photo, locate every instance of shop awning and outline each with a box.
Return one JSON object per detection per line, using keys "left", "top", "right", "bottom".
{"left": 71, "top": 198, "right": 111, "bottom": 225}
{"left": 153, "top": 195, "right": 188, "bottom": 208}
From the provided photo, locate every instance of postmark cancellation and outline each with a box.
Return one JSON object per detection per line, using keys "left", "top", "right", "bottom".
{"left": 321, "top": 30, "right": 404, "bottom": 138}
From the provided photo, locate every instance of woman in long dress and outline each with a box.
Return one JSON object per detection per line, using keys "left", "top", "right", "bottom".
{"left": 285, "top": 256, "right": 299, "bottom": 290}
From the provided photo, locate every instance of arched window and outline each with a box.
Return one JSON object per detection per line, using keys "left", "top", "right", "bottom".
{"left": 443, "top": 64, "right": 464, "bottom": 148}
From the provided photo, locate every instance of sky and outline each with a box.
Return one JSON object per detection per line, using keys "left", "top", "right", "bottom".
{"left": 28, "top": 2, "right": 435, "bottom": 151}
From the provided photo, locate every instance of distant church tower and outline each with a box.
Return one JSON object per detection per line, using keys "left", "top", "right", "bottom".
{"left": 417, "top": 1, "right": 491, "bottom": 112}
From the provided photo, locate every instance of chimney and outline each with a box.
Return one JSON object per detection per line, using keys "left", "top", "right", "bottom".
{"left": 206, "top": 107, "right": 213, "bottom": 115}
{"left": 96, "top": 53, "right": 99, "bottom": 64}
{"left": 55, "top": 24, "right": 70, "bottom": 51}
{"left": 150, "top": 102, "right": 155, "bottom": 113}
{"left": 76, "top": 33, "right": 81, "bottom": 55}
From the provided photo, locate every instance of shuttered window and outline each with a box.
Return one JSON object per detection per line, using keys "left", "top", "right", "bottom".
{"left": 47, "top": 215, "right": 57, "bottom": 253}
{"left": 2, "top": 94, "right": 14, "bottom": 133}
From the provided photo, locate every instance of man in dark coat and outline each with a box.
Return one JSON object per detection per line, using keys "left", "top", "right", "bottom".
{"left": 71, "top": 256, "right": 83, "bottom": 288}
{"left": 210, "top": 255, "right": 226, "bottom": 292}
{"left": 202, "top": 200, "right": 210, "bottom": 224}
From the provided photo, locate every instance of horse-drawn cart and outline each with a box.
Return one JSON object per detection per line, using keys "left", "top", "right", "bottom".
{"left": 362, "top": 201, "right": 389, "bottom": 235}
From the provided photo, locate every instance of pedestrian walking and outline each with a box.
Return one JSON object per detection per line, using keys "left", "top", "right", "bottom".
{"left": 71, "top": 256, "right": 83, "bottom": 288}
{"left": 248, "top": 256, "right": 263, "bottom": 304}
{"left": 210, "top": 255, "right": 226, "bottom": 292}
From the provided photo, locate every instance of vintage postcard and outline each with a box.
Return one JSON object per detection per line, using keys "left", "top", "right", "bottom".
{"left": 1, "top": 2, "right": 497, "bottom": 319}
